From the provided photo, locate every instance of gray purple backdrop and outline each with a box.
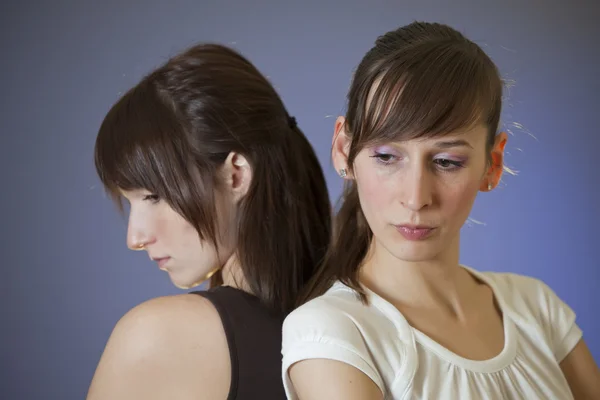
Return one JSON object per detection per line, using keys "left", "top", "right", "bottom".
{"left": 2, "top": 0, "right": 598, "bottom": 398}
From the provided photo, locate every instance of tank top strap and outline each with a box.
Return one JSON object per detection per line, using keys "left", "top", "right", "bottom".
{"left": 192, "top": 286, "right": 286, "bottom": 399}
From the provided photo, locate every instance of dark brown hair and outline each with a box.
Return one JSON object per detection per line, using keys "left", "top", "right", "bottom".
{"left": 94, "top": 44, "right": 331, "bottom": 315}
{"left": 298, "top": 21, "right": 503, "bottom": 305}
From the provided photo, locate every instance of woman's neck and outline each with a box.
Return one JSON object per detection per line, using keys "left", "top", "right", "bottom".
{"left": 359, "top": 236, "right": 479, "bottom": 318}
{"left": 220, "top": 254, "right": 252, "bottom": 293}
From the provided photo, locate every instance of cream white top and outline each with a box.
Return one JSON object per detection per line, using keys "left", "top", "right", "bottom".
{"left": 281, "top": 266, "right": 582, "bottom": 399}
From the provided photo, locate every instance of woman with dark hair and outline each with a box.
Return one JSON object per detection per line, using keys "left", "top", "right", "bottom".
{"left": 282, "top": 22, "right": 600, "bottom": 399}
{"left": 86, "top": 43, "right": 331, "bottom": 399}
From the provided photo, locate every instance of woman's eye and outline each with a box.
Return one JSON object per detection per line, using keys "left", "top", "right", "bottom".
{"left": 434, "top": 158, "right": 465, "bottom": 171}
{"left": 371, "top": 153, "right": 397, "bottom": 165}
{"left": 142, "top": 194, "right": 160, "bottom": 203}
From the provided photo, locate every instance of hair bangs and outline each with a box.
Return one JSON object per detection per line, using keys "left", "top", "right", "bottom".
{"left": 94, "top": 80, "right": 195, "bottom": 210}
{"left": 358, "top": 41, "right": 501, "bottom": 147}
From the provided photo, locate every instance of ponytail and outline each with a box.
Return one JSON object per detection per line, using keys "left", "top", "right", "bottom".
{"left": 297, "top": 180, "right": 372, "bottom": 305}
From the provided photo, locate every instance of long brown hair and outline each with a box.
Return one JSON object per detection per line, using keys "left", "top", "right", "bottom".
{"left": 94, "top": 44, "right": 331, "bottom": 315}
{"left": 299, "top": 21, "right": 503, "bottom": 305}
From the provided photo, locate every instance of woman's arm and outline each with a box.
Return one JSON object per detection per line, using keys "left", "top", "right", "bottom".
{"left": 560, "top": 338, "right": 600, "bottom": 399}
{"left": 282, "top": 299, "right": 388, "bottom": 400}
{"left": 86, "top": 294, "right": 230, "bottom": 400}
{"left": 289, "top": 359, "right": 384, "bottom": 400}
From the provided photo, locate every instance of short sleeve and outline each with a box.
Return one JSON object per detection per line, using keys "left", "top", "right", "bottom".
{"left": 527, "top": 277, "right": 583, "bottom": 362}
{"left": 281, "top": 300, "right": 385, "bottom": 398}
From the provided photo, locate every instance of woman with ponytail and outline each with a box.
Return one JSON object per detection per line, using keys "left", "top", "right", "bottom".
{"left": 87, "top": 43, "right": 331, "bottom": 400}
{"left": 282, "top": 21, "right": 600, "bottom": 399}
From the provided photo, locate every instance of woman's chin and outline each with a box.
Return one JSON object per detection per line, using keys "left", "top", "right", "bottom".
{"left": 386, "top": 240, "right": 445, "bottom": 263}
{"left": 170, "top": 269, "right": 220, "bottom": 290}
{"left": 170, "top": 277, "right": 204, "bottom": 290}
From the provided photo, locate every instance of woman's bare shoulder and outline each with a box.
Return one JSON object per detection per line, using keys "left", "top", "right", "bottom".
{"left": 86, "top": 294, "right": 230, "bottom": 400}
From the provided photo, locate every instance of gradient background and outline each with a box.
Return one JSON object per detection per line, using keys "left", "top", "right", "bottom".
{"left": 1, "top": 0, "right": 598, "bottom": 398}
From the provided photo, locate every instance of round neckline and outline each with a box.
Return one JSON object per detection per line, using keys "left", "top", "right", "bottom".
{"left": 361, "top": 265, "right": 518, "bottom": 374}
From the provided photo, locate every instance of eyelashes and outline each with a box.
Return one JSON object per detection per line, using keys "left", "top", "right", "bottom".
{"left": 370, "top": 147, "right": 398, "bottom": 165}
{"left": 142, "top": 193, "right": 161, "bottom": 204}
{"left": 370, "top": 151, "right": 467, "bottom": 172}
{"left": 371, "top": 152, "right": 396, "bottom": 165}
{"left": 433, "top": 158, "right": 466, "bottom": 171}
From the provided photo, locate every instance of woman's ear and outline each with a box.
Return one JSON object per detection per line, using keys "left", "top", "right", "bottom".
{"left": 221, "top": 152, "right": 252, "bottom": 202}
{"left": 332, "top": 116, "right": 352, "bottom": 179}
{"left": 481, "top": 132, "right": 508, "bottom": 191}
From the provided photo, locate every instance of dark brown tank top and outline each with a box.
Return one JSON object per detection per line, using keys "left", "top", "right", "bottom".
{"left": 192, "top": 286, "right": 286, "bottom": 400}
